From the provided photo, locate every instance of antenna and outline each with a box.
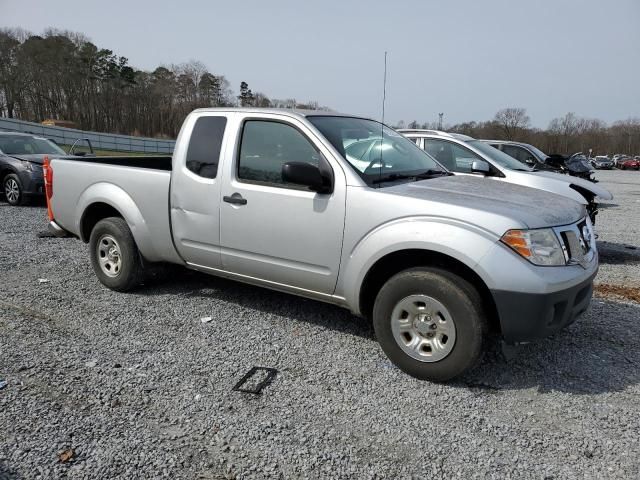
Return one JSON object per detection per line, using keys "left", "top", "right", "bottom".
{"left": 382, "top": 51, "right": 387, "bottom": 125}
{"left": 379, "top": 51, "right": 388, "bottom": 184}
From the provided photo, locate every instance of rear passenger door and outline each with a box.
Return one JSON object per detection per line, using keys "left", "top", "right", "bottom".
{"left": 170, "top": 113, "right": 228, "bottom": 268}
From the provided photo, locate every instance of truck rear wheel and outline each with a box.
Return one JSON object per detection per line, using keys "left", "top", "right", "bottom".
{"left": 89, "top": 217, "right": 143, "bottom": 292}
{"left": 372, "top": 267, "right": 487, "bottom": 382}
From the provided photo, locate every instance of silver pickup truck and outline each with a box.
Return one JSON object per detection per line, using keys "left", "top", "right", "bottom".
{"left": 47, "top": 108, "right": 598, "bottom": 381}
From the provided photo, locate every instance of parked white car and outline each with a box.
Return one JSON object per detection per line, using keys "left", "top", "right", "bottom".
{"left": 398, "top": 129, "right": 612, "bottom": 224}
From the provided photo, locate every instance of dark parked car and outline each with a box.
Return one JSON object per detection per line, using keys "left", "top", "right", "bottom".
{"left": 0, "top": 132, "right": 67, "bottom": 205}
{"left": 482, "top": 140, "right": 596, "bottom": 182}
{"left": 590, "top": 156, "right": 614, "bottom": 169}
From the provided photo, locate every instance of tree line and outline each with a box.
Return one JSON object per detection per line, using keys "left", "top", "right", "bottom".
{"left": 397, "top": 108, "right": 640, "bottom": 156}
{"left": 1, "top": 28, "right": 637, "bottom": 153}
{"left": 0, "top": 28, "right": 329, "bottom": 138}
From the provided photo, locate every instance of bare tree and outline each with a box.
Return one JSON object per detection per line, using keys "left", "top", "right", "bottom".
{"left": 494, "top": 108, "right": 531, "bottom": 140}
{"left": 548, "top": 112, "right": 581, "bottom": 153}
{"left": 253, "top": 92, "right": 271, "bottom": 107}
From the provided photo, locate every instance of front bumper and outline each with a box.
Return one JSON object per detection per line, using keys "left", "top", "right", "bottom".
{"left": 18, "top": 169, "right": 44, "bottom": 196}
{"left": 491, "top": 271, "right": 596, "bottom": 343}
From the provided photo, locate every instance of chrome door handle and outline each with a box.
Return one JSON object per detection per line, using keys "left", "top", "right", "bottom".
{"left": 223, "top": 193, "right": 247, "bottom": 205}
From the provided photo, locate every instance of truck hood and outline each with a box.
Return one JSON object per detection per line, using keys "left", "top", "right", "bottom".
{"left": 529, "top": 170, "right": 613, "bottom": 200}
{"left": 385, "top": 175, "right": 585, "bottom": 229}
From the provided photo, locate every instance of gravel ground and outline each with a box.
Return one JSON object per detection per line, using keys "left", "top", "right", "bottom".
{"left": 1, "top": 170, "right": 639, "bottom": 479}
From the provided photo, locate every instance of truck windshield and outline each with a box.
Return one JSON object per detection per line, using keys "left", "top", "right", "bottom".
{"left": 308, "top": 116, "right": 446, "bottom": 186}
{"left": 0, "top": 135, "right": 66, "bottom": 155}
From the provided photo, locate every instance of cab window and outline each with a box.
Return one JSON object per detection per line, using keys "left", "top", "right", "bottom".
{"left": 185, "top": 116, "right": 227, "bottom": 179}
{"left": 238, "top": 120, "right": 321, "bottom": 187}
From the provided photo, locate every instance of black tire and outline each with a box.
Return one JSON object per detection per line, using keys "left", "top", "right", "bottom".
{"left": 373, "top": 267, "right": 487, "bottom": 382}
{"left": 3, "top": 173, "right": 29, "bottom": 206}
{"left": 89, "top": 217, "right": 143, "bottom": 292}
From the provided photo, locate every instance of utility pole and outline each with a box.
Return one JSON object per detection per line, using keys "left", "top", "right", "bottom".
{"left": 438, "top": 113, "right": 444, "bottom": 130}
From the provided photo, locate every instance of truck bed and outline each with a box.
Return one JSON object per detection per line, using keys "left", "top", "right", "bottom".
{"left": 49, "top": 156, "right": 182, "bottom": 264}
{"left": 54, "top": 155, "right": 173, "bottom": 171}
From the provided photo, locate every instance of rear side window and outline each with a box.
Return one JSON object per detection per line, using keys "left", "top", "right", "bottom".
{"left": 186, "top": 116, "right": 227, "bottom": 179}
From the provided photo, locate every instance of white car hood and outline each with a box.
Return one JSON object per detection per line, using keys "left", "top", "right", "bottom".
{"left": 529, "top": 170, "right": 613, "bottom": 201}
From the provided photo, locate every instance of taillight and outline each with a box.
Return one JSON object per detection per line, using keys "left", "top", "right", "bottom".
{"left": 43, "top": 155, "right": 54, "bottom": 221}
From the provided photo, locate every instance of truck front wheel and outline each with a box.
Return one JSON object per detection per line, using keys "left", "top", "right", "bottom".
{"left": 89, "top": 217, "right": 143, "bottom": 292}
{"left": 373, "top": 267, "right": 487, "bottom": 382}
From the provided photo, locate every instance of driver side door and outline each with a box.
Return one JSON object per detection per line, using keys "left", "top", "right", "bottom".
{"left": 219, "top": 117, "right": 346, "bottom": 295}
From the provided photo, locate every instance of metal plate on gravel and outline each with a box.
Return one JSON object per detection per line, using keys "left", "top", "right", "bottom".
{"left": 232, "top": 367, "right": 278, "bottom": 394}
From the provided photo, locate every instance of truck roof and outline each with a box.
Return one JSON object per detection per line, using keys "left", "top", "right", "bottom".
{"left": 397, "top": 129, "right": 475, "bottom": 142}
{"left": 191, "top": 107, "right": 374, "bottom": 121}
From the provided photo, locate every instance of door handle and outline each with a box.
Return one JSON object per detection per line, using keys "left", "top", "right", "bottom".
{"left": 223, "top": 193, "right": 247, "bottom": 205}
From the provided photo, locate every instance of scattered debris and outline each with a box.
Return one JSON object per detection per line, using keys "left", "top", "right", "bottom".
{"left": 113, "top": 363, "right": 122, "bottom": 368}
{"left": 38, "top": 278, "right": 49, "bottom": 284}
{"left": 85, "top": 360, "right": 98, "bottom": 368}
{"left": 200, "top": 316, "right": 213, "bottom": 323}
{"left": 0, "top": 379, "right": 7, "bottom": 390}
{"left": 195, "top": 394, "right": 202, "bottom": 401}
{"left": 595, "top": 284, "right": 640, "bottom": 303}
{"left": 232, "top": 366, "right": 278, "bottom": 395}
{"left": 58, "top": 448, "right": 75, "bottom": 463}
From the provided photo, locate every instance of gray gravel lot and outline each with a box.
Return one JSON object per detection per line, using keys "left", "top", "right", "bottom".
{"left": 1, "top": 169, "right": 639, "bottom": 479}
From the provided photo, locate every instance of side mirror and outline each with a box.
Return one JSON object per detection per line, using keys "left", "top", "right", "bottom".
{"left": 282, "top": 162, "right": 332, "bottom": 193}
{"left": 471, "top": 160, "right": 490, "bottom": 175}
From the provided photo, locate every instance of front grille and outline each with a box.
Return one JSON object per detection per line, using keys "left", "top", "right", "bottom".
{"left": 554, "top": 218, "right": 595, "bottom": 268}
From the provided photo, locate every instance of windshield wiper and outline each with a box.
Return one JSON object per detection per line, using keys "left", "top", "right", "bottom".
{"left": 415, "top": 169, "right": 453, "bottom": 178}
{"left": 372, "top": 170, "right": 451, "bottom": 184}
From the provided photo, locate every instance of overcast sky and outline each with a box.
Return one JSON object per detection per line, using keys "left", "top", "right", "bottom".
{"left": 2, "top": 0, "right": 639, "bottom": 127}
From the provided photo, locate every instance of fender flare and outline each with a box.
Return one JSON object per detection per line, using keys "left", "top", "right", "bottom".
{"left": 337, "top": 217, "right": 500, "bottom": 314}
{"left": 76, "top": 182, "right": 159, "bottom": 260}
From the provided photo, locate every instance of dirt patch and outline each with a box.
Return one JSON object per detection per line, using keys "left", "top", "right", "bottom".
{"left": 594, "top": 284, "right": 640, "bottom": 303}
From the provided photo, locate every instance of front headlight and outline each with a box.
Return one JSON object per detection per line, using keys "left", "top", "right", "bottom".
{"left": 21, "top": 160, "right": 34, "bottom": 172}
{"left": 501, "top": 228, "right": 566, "bottom": 266}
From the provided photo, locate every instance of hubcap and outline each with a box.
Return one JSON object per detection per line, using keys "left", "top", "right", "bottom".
{"left": 5, "top": 179, "right": 19, "bottom": 203}
{"left": 97, "top": 234, "right": 122, "bottom": 278}
{"left": 390, "top": 294, "right": 457, "bottom": 362}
